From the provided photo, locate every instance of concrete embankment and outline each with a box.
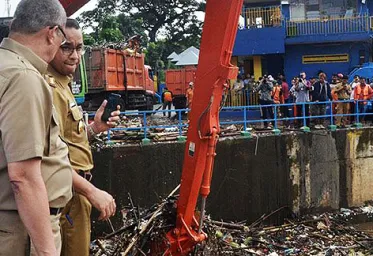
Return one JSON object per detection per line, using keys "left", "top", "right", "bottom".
{"left": 91, "top": 128, "right": 373, "bottom": 234}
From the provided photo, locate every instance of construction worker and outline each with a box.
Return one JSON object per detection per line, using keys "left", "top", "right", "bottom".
{"left": 186, "top": 82, "right": 194, "bottom": 119}
{"left": 186, "top": 82, "right": 194, "bottom": 107}
{"left": 162, "top": 87, "right": 173, "bottom": 118}
{"left": 0, "top": 0, "right": 70, "bottom": 255}
{"left": 48, "top": 18, "right": 121, "bottom": 256}
{"left": 354, "top": 77, "right": 373, "bottom": 123}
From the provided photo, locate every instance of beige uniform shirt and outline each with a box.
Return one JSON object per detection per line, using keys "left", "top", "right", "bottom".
{"left": 0, "top": 38, "right": 72, "bottom": 210}
{"left": 48, "top": 66, "right": 94, "bottom": 171}
{"left": 334, "top": 83, "right": 351, "bottom": 100}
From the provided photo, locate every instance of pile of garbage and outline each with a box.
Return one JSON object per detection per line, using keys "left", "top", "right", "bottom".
{"left": 90, "top": 186, "right": 373, "bottom": 255}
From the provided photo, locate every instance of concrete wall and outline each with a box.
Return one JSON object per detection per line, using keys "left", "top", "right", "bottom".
{"left": 91, "top": 128, "right": 373, "bottom": 233}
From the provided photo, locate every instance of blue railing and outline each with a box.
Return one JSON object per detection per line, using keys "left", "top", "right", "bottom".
{"left": 89, "top": 100, "right": 373, "bottom": 143}
{"left": 286, "top": 15, "right": 370, "bottom": 36}
{"left": 242, "top": 5, "right": 282, "bottom": 29}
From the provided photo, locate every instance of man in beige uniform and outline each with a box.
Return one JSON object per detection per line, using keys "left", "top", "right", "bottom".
{"left": 0, "top": 0, "right": 70, "bottom": 255}
{"left": 48, "top": 19, "right": 121, "bottom": 255}
{"left": 0, "top": 2, "right": 117, "bottom": 256}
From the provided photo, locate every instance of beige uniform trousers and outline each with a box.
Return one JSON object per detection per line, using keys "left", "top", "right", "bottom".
{"left": 30, "top": 213, "right": 62, "bottom": 255}
{"left": 60, "top": 193, "right": 92, "bottom": 256}
{"left": 0, "top": 210, "right": 29, "bottom": 255}
{"left": 0, "top": 210, "right": 61, "bottom": 256}
{"left": 336, "top": 101, "right": 350, "bottom": 126}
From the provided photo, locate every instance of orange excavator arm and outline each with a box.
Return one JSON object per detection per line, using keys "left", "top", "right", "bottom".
{"left": 164, "top": 0, "right": 242, "bottom": 255}
{"left": 58, "top": 0, "right": 242, "bottom": 254}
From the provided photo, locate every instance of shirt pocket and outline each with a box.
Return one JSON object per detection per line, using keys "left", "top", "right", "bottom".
{"left": 68, "top": 106, "right": 87, "bottom": 143}
{"left": 48, "top": 108, "right": 61, "bottom": 155}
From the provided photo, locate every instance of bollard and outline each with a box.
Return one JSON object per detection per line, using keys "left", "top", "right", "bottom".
{"left": 272, "top": 128, "right": 281, "bottom": 135}
{"left": 328, "top": 124, "right": 337, "bottom": 131}
{"left": 142, "top": 138, "right": 151, "bottom": 145}
{"left": 300, "top": 126, "right": 310, "bottom": 133}
{"left": 177, "top": 136, "right": 187, "bottom": 142}
{"left": 241, "top": 131, "right": 252, "bottom": 138}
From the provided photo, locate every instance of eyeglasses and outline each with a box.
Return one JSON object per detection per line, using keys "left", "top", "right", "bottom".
{"left": 60, "top": 44, "right": 86, "bottom": 56}
{"left": 49, "top": 25, "right": 67, "bottom": 45}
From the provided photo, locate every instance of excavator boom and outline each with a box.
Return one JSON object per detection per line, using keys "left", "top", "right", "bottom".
{"left": 56, "top": 0, "right": 243, "bottom": 254}
{"left": 164, "top": 0, "right": 242, "bottom": 254}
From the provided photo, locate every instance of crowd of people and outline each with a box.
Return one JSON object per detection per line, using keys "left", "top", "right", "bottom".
{"left": 233, "top": 71, "right": 373, "bottom": 129}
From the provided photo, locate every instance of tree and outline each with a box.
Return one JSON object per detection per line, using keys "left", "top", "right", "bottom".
{"left": 99, "top": 15, "right": 124, "bottom": 42}
{"left": 118, "top": 0, "right": 205, "bottom": 42}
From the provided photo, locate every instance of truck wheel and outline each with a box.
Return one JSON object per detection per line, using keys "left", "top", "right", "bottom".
{"left": 146, "top": 96, "right": 154, "bottom": 111}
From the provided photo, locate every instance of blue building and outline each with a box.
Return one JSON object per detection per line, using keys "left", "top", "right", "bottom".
{"left": 233, "top": 0, "right": 373, "bottom": 81}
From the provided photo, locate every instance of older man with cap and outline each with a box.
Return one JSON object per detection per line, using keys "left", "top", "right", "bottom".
{"left": 334, "top": 75, "right": 352, "bottom": 127}
{"left": 0, "top": 1, "right": 116, "bottom": 255}
{"left": 0, "top": 0, "right": 70, "bottom": 255}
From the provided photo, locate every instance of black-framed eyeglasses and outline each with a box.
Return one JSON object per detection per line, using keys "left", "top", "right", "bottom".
{"left": 60, "top": 44, "right": 86, "bottom": 56}
{"left": 49, "top": 25, "right": 67, "bottom": 45}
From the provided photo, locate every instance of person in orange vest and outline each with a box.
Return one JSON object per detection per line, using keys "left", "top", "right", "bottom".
{"left": 186, "top": 82, "right": 194, "bottom": 119}
{"left": 353, "top": 77, "right": 373, "bottom": 123}
{"left": 162, "top": 87, "right": 174, "bottom": 118}
{"left": 186, "top": 82, "right": 194, "bottom": 108}
{"left": 272, "top": 81, "right": 283, "bottom": 104}
{"left": 272, "top": 81, "right": 283, "bottom": 125}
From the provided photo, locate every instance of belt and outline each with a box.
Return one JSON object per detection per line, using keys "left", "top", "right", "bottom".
{"left": 50, "top": 207, "right": 63, "bottom": 215}
{"left": 78, "top": 170, "right": 92, "bottom": 182}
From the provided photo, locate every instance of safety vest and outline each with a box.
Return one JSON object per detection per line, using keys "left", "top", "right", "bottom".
{"left": 164, "top": 91, "right": 172, "bottom": 102}
{"left": 354, "top": 85, "right": 371, "bottom": 101}
{"left": 272, "top": 86, "right": 283, "bottom": 104}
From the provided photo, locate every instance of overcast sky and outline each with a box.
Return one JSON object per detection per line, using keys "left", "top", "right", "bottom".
{"left": 0, "top": 0, "right": 98, "bottom": 17}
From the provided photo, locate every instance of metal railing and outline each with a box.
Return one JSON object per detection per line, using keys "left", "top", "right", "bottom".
{"left": 224, "top": 90, "right": 259, "bottom": 107}
{"left": 243, "top": 6, "right": 282, "bottom": 29}
{"left": 90, "top": 99, "right": 373, "bottom": 143}
{"left": 286, "top": 15, "right": 370, "bottom": 36}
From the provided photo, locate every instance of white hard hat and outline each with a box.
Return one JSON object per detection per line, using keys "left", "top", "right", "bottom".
{"left": 189, "top": 82, "right": 194, "bottom": 86}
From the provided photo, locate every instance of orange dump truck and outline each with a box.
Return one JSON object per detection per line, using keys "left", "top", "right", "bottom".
{"left": 165, "top": 66, "right": 197, "bottom": 109}
{"left": 84, "top": 48, "right": 155, "bottom": 110}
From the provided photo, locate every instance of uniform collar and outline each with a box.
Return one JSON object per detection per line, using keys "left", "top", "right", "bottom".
{"left": 47, "top": 65, "right": 72, "bottom": 88}
{"left": 0, "top": 38, "right": 48, "bottom": 74}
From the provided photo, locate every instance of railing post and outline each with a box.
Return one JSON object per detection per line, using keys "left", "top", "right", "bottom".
{"left": 328, "top": 100, "right": 337, "bottom": 131}
{"left": 177, "top": 109, "right": 187, "bottom": 142}
{"left": 241, "top": 106, "right": 252, "bottom": 138}
{"left": 355, "top": 100, "right": 362, "bottom": 128}
{"left": 272, "top": 104, "right": 281, "bottom": 135}
{"left": 141, "top": 112, "right": 150, "bottom": 145}
{"left": 301, "top": 102, "right": 310, "bottom": 132}
{"left": 106, "top": 128, "right": 112, "bottom": 144}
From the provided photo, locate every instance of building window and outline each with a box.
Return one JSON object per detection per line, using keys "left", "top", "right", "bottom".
{"left": 302, "top": 54, "right": 349, "bottom": 64}
{"left": 359, "top": 50, "right": 366, "bottom": 65}
{"left": 289, "top": 0, "right": 357, "bottom": 20}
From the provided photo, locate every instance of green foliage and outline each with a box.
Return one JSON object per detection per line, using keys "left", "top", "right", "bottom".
{"left": 83, "top": 33, "right": 96, "bottom": 45}
{"left": 117, "top": 14, "right": 148, "bottom": 47}
{"left": 118, "top": 0, "right": 204, "bottom": 43}
{"left": 99, "top": 16, "right": 124, "bottom": 42}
